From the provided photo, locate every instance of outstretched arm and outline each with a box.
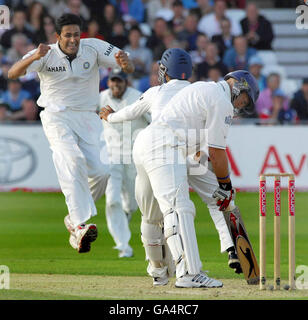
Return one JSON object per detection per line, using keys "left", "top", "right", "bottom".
{"left": 100, "top": 95, "right": 151, "bottom": 123}
{"left": 8, "top": 44, "right": 50, "bottom": 79}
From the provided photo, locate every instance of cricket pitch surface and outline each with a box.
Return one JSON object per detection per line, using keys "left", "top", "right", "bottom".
{"left": 0, "top": 274, "right": 307, "bottom": 300}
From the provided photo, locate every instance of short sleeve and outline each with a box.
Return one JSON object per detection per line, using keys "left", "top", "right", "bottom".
{"left": 106, "top": 87, "right": 158, "bottom": 123}
{"left": 87, "top": 38, "right": 120, "bottom": 69}
{"left": 22, "top": 48, "right": 44, "bottom": 73}
{"left": 205, "top": 93, "right": 233, "bottom": 150}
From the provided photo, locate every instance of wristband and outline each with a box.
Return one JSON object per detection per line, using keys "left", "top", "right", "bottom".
{"left": 219, "top": 181, "right": 232, "bottom": 191}
{"left": 217, "top": 174, "right": 230, "bottom": 180}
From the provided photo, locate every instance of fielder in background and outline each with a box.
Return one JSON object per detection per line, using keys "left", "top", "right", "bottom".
{"left": 8, "top": 13, "right": 134, "bottom": 253}
{"left": 100, "top": 48, "right": 245, "bottom": 285}
{"left": 99, "top": 69, "right": 149, "bottom": 258}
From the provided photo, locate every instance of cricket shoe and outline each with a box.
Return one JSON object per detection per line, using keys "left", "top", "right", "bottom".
{"left": 153, "top": 275, "right": 169, "bottom": 286}
{"left": 118, "top": 246, "right": 133, "bottom": 258}
{"left": 175, "top": 272, "right": 223, "bottom": 288}
{"left": 69, "top": 223, "right": 98, "bottom": 253}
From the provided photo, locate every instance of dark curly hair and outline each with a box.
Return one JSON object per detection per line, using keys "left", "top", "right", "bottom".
{"left": 55, "top": 14, "right": 82, "bottom": 35}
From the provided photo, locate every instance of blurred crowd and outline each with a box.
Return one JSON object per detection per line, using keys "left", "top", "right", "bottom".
{"left": 0, "top": 0, "right": 307, "bottom": 124}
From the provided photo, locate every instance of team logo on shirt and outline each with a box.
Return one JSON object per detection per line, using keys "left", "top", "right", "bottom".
{"left": 47, "top": 66, "right": 66, "bottom": 72}
{"left": 225, "top": 115, "right": 232, "bottom": 125}
{"left": 83, "top": 61, "right": 90, "bottom": 69}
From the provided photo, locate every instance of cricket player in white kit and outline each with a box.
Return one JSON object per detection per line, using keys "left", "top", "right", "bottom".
{"left": 101, "top": 49, "right": 238, "bottom": 285}
{"left": 99, "top": 69, "right": 149, "bottom": 258}
{"left": 103, "top": 54, "right": 259, "bottom": 287}
{"left": 8, "top": 14, "right": 135, "bottom": 253}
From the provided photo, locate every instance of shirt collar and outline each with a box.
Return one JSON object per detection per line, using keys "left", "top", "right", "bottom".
{"left": 218, "top": 80, "right": 231, "bottom": 101}
{"left": 55, "top": 41, "right": 83, "bottom": 59}
{"left": 166, "top": 79, "right": 190, "bottom": 85}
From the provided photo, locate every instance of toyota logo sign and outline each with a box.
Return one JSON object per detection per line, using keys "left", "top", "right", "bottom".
{"left": 0, "top": 137, "right": 37, "bottom": 184}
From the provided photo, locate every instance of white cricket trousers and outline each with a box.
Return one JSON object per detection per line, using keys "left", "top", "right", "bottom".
{"left": 40, "top": 109, "right": 109, "bottom": 228}
{"left": 187, "top": 157, "right": 234, "bottom": 252}
{"left": 133, "top": 126, "right": 203, "bottom": 278}
{"left": 105, "top": 162, "right": 137, "bottom": 251}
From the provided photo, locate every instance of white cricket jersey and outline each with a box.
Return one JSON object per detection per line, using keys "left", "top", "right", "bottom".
{"left": 100, "top": 87, "right": 149, "bottom": 157}
{"left": 155, "top": 80, "right": 234, "bottom": 153}
{"left": 107, "top": 79, "right": 191, "bottom": 124}
{"left": 23, "top": 38, "right": 121, "bottom": 112}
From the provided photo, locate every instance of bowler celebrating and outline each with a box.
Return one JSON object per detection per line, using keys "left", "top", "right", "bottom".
{"left": 8, "top": 14, "right": 134, "bottom": 253}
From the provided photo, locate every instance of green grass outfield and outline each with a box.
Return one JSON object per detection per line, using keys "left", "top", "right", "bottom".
{"left": 0, "top": 191, "right": 307, "bottom": 300}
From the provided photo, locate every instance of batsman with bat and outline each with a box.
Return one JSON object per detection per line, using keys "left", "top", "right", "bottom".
{"left": 101, "top": 48, "right": 260, "bottom": 286}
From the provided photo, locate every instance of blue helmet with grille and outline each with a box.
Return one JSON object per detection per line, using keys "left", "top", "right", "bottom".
{"left": 224, "top": 70, "right": 259, "bottom": 114}
{"left": 158, "top": 48, "right": 192, "bottom": 84}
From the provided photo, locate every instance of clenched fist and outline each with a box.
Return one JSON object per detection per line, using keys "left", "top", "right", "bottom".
{"left": 115, "top": 50, "right": 134, "bottom": 74}
{"left": 33, "top": 44, "right": 51, "bottom": 60}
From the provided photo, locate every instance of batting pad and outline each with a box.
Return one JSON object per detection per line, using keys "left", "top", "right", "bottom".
{"left": 141, "top": 221, "right": 164, "bottom": 264}
{"left": 141, "top": 220, "right": 175, "bottom": 276}
{"left": 164, "top": 211, "right": 201, "bottom": 277}
{"left": 178, "top": 213, "right": 202, "bottom": 275}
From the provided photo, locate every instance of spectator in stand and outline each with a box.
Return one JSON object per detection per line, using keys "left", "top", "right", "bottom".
{"left": 248, "top": 54, "right": 266, "bottom": 92}
{"left": 1, "top": 7, "right": 37, "bottom": 49}
{"left": 83, "top": 0, "right": 109, "bottom": 18}
{"left": 100, "top": 3, "right": 117, "bottom": 39}
{"left": 162, "top": 29, "right": 183, "bottom": 50}
{"left": 109, "top": 0, "right": 145, "bottom": 25}
{"left": 189, "top": 33, "right": 209, "bottom": 65}
{"left": 1, "top": 79, "right": 37, "bottom": 121}
{"left": 212, "top": 17, "right": 235, "bottom": 59}
{"left": 6, "top": 33, "right": 30, "bottom": 64}
{"left": 50, "top": 0, "right": 90, "bottom": 24}
{"left": 197, "top": 0, "right": 241, "bottom": 39}
{"left": 27, "top": 1, "right": 48, "bottom": 35}
{"left": 225, "top": 0, "right": 246, "bottom": 8}
{"left": 81, "top": 19, "right": 104, "bottom": 40}
{"left": 107, "top": 19, "right": 129, "bottom": 49}
{"left": 0, "top": 101, "right": 9, "bottom": 121}
{"left": 138, "top": 61, "right": 160, "bottom": 93}
{"left": 36, "top": 15, "right": 57, "bottom": 44}
{"left": 155, "top": 1, "right": 174, "bottom": 23}
{"left": 182, "top": 0, "right": 199, "bottom": 9}
{"left": 171, "top": 0, "right": 187, "bottom": 35}
{"left": 290, "top": 78, "right": 308, "bottom": 121}
{"left": 0, "top": 62, "right": 11, "bottom": 93}
{"left": 191, "top": 0, "right": 213, "bottom": 20}
{"left": 223, "top": 35, "right": 257, "bottom": 72}
{"left": 176, "top": 12, "right": 200, "bottom": 51}
{"left": 256, "top": 73, "right": 293, "bottom": 123}
{"left": 124, "top": 26, "right": 153, "bottom": 88}
{"left": 65, "top": 0, "right": 90, "bottom": 29}
{"left": 195, "top": 42, "right": 228, "bottom": 80}
{"left": 207, "top": 66, "right": 223, "bottom": 82}
{"left": 145, "top": 0, "right": 173, "bottom": 27}
{"left": 146, "top": 17, "right": 170, "bottom": 60}
{"left": 0, "top": 45, "right": 5, "bottom": 64}
{"left": 240, "top": 2, "right": 274, "bottom": 50}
